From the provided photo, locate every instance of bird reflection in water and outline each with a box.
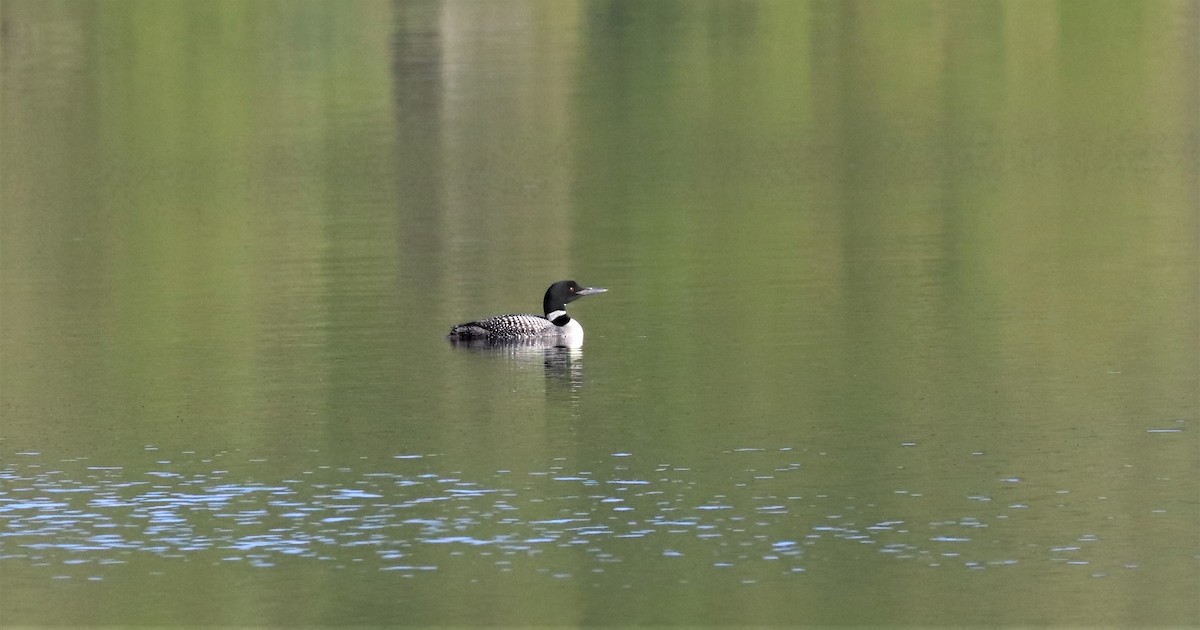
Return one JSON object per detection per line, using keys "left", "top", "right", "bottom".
{"left": 447, "top": 336, "right": 585, "bottom": 391}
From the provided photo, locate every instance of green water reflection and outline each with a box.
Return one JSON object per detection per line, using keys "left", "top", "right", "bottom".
{"left": 2, "top": 0, "right": 1196, "bottom": 626}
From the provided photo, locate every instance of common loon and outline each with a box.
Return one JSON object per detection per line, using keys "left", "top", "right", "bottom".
{"left": 448, "top": 280, "right": 607, "bottom": 345}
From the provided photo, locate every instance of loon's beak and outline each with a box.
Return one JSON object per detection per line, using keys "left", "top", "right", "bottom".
{"left": 577, "top": 287, "right": 608, "bottom": 296}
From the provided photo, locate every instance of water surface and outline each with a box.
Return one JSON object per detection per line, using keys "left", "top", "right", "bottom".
{"left": 2, "top": 1, "right": 1197, "bottom": 626}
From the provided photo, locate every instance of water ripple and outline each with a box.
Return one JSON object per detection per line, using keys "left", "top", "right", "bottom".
{"left": 0, "top": 448, "right": 1126, "bottom": 582}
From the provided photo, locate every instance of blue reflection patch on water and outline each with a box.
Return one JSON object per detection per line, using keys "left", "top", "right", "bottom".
{"left": 0, "top": 447, "right": 1135, "bottom": 583}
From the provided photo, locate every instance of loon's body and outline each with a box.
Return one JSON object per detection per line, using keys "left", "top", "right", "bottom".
{"left": 448, "top": 280, "right": 607, "bottom": 346}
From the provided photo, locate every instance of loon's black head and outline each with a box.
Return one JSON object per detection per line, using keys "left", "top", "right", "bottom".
{"left": 543, "top": 280, "right": 607, "bottom": 320}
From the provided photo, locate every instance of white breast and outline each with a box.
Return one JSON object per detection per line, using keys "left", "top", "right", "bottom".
{"left": 556, "top": 318, "right": 585, "bottom": 348}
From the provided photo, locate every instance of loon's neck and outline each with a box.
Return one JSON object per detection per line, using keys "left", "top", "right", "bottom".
{"left": 545, "top": 308, "right": 570, "bottom": 326}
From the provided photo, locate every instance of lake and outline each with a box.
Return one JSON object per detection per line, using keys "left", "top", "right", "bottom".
{"left": 1, "top": 0, "right": 1197, "bottom": 626}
